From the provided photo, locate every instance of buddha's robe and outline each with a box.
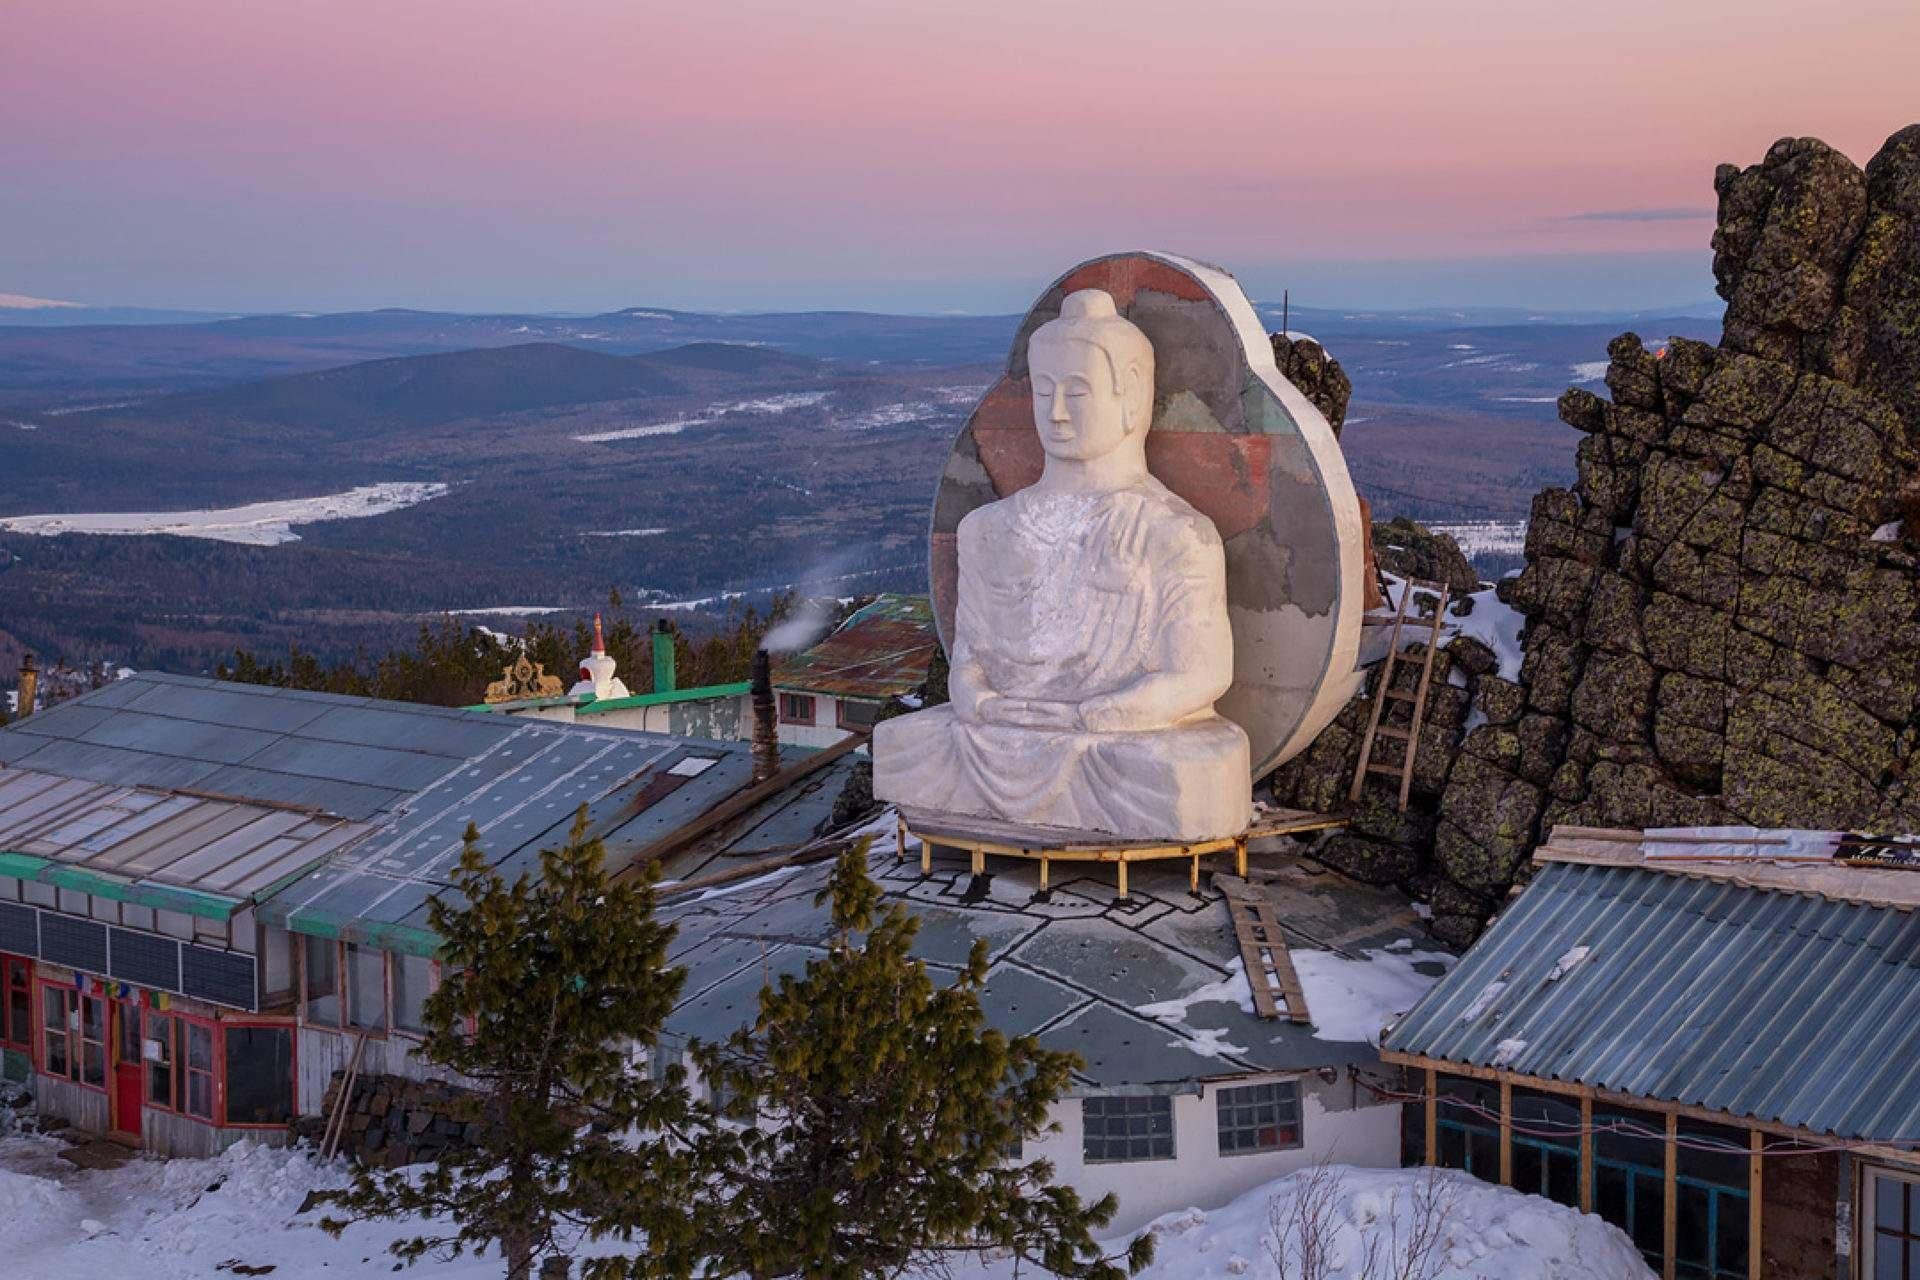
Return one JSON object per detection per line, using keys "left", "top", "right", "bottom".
{"left": 875, "top": 478, "right": 1251, "bottom": 841}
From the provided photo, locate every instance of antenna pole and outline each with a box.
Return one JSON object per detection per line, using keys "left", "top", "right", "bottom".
{"left": 1283, "top": 289, "right": 1289, "bottom": 337}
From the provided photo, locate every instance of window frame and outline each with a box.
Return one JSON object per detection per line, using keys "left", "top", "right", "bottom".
{"left": 1215, "top": 1079, "right": 1304, "bottom": 1157}
{"left": 390, "top": 953, "right": 438, "bottom": 1040}
{"left": 300, "top": 936, "right": 400, "bottom": 1036}
{"left": 37, "top": 980, "right": 107, "bottom": 1092}
{"left": 777, "top": 692, "right": 816, "bottom": 725}
{"left": 1081, "top": 1094, "right": 1176, "bottom": 1164}
{"left": 141, "top": 1008, "right": 295, "bottom": 1129}
{"left": 1, "top": 954, "right": 31, "bottom": 1052}
{"left": 836, "top": 698, "right": 880, "bottom": 730}
{"left": 1865, "top": 1165, "right": 1920, "bottom": 1280}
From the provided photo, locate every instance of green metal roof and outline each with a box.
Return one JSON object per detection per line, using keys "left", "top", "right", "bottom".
{"left": 577, "top": 682, "right": 750, "bottom": 716}
{"left": 0, "top": 849, "right": 240, "bottom": 922}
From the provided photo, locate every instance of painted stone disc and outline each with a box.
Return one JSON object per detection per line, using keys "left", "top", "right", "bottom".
{"left": 928, "top": 251, "right": 1367, "bottom": 778}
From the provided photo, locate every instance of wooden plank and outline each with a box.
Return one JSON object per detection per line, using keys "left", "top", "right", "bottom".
{"left": 1424, "top": 1067, "right": 1438, "bottom": 1167}
{"left": 1499, "top": 1076, "right": 1513, "bottom": 1187}
{"left": 1254, "top": 897, "right": 1312, "bottom": 1024}
{"left": 1749, "top": 1128, "right": 1763, "bottom": 1280}
{"left": 1348, "top": 583, "right": 1412, "bottom": 804}
{"left": 615, "top": 730, "right": 868, "bottom": 879}
{"left": 1399, "top": 582, "right": 1449, "bottom": 811}
{"left": 1664, "top": 1112, "right": 1678, "bottom": 1280}
{"left": 1580, "top": 1091, "right": 1594, "bottom": 1213}
{"left": 1227, "top": 896, "right": 1282, "bottom": 1020}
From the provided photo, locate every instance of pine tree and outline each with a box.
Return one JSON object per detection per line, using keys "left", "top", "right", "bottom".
{"left": 684, "top": 840, "right": 1153, "bottom": 1280}
{"left": 321, "top": 812, "right": 706, "bottom": 1280}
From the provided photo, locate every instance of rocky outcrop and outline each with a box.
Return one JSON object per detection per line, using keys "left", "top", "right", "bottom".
{"left": 1433, "top": 127, "right": 1920, "bottom": 938}
{"left": 1273, "top": 334, "right": 1353, "bottom": 434}
{"left": 1275, "top": 126, "right": 1920, "bottom": 945}
{"left": 1372, "top": 518, "right": 1481, "bottom": 596}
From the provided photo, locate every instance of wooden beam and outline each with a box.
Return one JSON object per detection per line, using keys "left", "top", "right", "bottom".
{"left": 1424, "top": 1067, "right": 1438, "bottom": 1167}
{"left": 657, "top": 840, "right": 846, "bottom": 899}
{"left": 1664, "top": 1112, "right": 1678, "bottom": 1280}
{"left": 1580, "top": 1091, "right": 1594, "bottom": 1213}
{"left": 1499, "top": 1078, "right": 1513, "bottom": 1187}
{"left": 616, "top": 730, "right": 868, "bottom": 879}
{"left": 1749, "top": 1128, "right": 1763, "bottom": 1280}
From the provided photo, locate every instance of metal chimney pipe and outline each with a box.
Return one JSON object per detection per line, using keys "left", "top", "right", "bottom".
{"left": 14, "top": 653, "right": 37, "bottom": 721}
{"left": 750, "top": 648, "right": 780, "bottom": 782}
{"left": 652, "top": 618, "right": 677, "bottom": 694}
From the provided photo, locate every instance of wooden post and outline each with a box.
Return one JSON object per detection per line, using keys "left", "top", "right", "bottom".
{"left": 896, "top": 815, "right": 905, "bottom": 861}
{"left": 1236, "top": 837, "right": 1248, "bottom": 878}
{"left": 1039, "top": 857, "right": 1049, "bottom": 891}
{"left": 1424, "top": 1067, "right": 1438, "bottom": 1166}
{"left": 1116, "top": 859, "right": 1129, "bottom": 900}
{"left": 1749, "top": 1129, "right": 1763, "bottom": 1280}
{"left": 970, "top": 846, "right": 984, "bottom": 876}
{"left": 1499, "top": 1078, "right": 1513, "bottom": 1186}
{"left": 1579, "top": 1091, "right": 1594, "bottom": 1213}
{"left": 1190, "top": 854, "right": 1200, "bottom": 893}
{"left": 920, "top": 833, "right": 931, "bottom": 875}
{"left": 1664, "top": 1112, "right": 1678, "bottom": 1280}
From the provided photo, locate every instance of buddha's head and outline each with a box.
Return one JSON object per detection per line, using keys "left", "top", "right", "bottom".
{"left": 1028, "top": 289, "right": 1154, "bottom": 465}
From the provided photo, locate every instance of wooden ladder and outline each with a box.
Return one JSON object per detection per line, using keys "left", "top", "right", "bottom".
{"left": 319, "top": 1031, "right": 369, "bottom": 1162}
{"left": 1349, "top": 577, "right": 1451, "bottom": 812}
{"left": 1226, "top": 891, "right": 1312, "bottom": 1024}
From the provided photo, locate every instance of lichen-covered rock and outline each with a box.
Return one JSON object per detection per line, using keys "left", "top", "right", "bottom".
{"left": 1372, "top": 517, "right": 1482, "bottom": 595}
{"left": 1273, "top": 333, "right": 1354, "bottom": 434}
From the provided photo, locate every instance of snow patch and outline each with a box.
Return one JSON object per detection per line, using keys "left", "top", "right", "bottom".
{"left": 0, "top": 483, "right": 449, "bottom": 546}
{"left": 583, "top": 527, "right": 668, "bottom": 538}
{"left": 1292, "top": 946, "right": 1456, "bottom": 1045}
{"left": 1571, "top": 360, "right": 1610, "bottom": 383}
{"left": 575, "top": 391, "right": 830, "bottom": 443}
{"left": 1447, "top": 584, "right": 1526, "bottom": 681}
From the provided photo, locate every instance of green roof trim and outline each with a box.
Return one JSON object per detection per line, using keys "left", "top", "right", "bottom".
{"left": 0, "top": 849, "right": 241, "bottom": 922}
{"left": 577, "top": 682, "right": 750, "bottom": 716}
{"left": 278, "top": 910, "right": 441, "bottom": 958}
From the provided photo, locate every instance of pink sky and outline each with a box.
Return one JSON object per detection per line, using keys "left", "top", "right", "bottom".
{"left": 3, "top": 0, "right": 1915, "bottom": 312}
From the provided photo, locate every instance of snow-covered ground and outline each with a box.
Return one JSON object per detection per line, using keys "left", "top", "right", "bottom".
{"left": 0, "top": 483, "right": 449, "bottom": 546}
{"left": 1424, "top": 520, "right": 1527, "bottom": 558}
{"left": 0, "top": 1133, "right": 1650, "bottom": 1280}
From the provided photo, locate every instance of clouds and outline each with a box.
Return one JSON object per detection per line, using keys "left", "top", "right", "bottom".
{"left": 1564, "top": 208, "right": 1715, "bottom": 223}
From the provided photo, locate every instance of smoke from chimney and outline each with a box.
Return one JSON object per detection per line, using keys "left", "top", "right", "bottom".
{"left": 750, "top": 648, "right": 780, "bottom": 783}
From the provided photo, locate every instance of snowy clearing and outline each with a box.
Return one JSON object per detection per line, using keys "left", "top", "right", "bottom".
{"left": 574, "top": 391, "right": 830, "bottom": 443}
{"left": 0, "top": 483, "right": 450, "bottom": 546}
{"left": 582, "top": 527, "right": 668, "bottom": 538}
{"left": 446, "top": 605, "right": 568, "bottom": 617}
{"left": 0, "top": 1132, "right": 1649, "bottom": 1280}
{"left": 1571, "top": 360, "right": 1610, "bottom": 382}
{"left": 1425, "top": 519, "right": 1527, "bottom": 558}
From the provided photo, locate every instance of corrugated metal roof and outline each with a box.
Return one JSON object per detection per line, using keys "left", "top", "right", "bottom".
{"left": 1384, "top": 860, "right": 1920, "bottom": 1142}
{"left": 0, "top": 765, "right": 368, "bottom": 911}
{"left": 772, "top": 594, "right": 936, "bottom": 701}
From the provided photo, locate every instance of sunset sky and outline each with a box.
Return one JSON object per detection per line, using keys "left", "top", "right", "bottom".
{"left": 4, "top": 0, "right": 1916, "bottom": 313}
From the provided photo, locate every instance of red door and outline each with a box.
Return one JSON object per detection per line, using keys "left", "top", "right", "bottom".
{"left": 111, "top": 999, "right": 142, "bottom": 1143}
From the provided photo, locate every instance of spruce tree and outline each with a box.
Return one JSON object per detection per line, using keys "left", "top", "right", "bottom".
{"left": 321, "top": 812, "right": 705, "bottom": 1280}
{"left": 684, "top": 840, "right": 1154, "bottom": 1280}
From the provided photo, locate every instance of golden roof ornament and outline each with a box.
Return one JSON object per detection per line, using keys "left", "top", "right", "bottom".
{"left": 484, "top": 653, "right": 564, "bottom": 704}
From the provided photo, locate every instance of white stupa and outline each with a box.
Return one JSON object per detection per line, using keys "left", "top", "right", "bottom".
{"left": 569, "top": 613, "right": 632, "bottom": 701}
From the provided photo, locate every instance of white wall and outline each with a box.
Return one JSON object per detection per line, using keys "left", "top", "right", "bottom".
{"left": 1032, "top": 1073, "right": 1403, "bottom": 1234}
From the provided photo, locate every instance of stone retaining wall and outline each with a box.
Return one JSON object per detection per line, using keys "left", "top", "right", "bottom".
{"left": 294, "top": 1072, "right": 480, "bottom": 1168}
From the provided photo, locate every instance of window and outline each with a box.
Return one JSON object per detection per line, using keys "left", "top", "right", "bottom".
{"left": 1869, "top": 1168, "right": 1920, "bottom": 1280}
{"left": 393, "top": 954, "right": 434, "bottom": 1036}
{"left": 347, "top": 944, "right": 387, "bottom": 1032}
{"left": 649, "top": 1042, "right": 682, "bottom": 1085}
{"left": 1216, "top": 1080, "right": 1302, "bottom": 1156}
{"left": 185, "top": 1022, "right": 214, "bottom": 1119}
{"left": 837, "top": 699, "right": 880, "bottom": 729}
{"left": 1, "top": 955, "right": 29, "bottom": 1050}
{"left": 38, "top": 984, "right": 106, "bottom": 1089}
{"left": 1082, "top": 1095, "right": 1174, "bottom": 1163}
{"left": 1594, "top": 1105, "right": 1670, "bottom": 1273}
{"left": 146, "top": 1012, "right": 176, "bottom": 1108}
{"left": 1434, "top": 1076, "right": 1502, "bottom": 1180}
{"left": 1510, "top": 1088, "right": 1582, "bottom": 1211}
{"left": 1673, "top": 1119, "right": 1749, "bottom": 1280}
{"left": 303, "top": 935, "right": 340, "bottom": 1027}
{"left": 778, "top": 693, "right": 815, "bottom": 724}
{"left": 223, "top": 1025, "right": 295, "bottom": 1126}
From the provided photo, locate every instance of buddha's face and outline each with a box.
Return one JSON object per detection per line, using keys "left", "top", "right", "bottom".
{"left": 1029, "top": 338, "right": 1136, "bottom": 462}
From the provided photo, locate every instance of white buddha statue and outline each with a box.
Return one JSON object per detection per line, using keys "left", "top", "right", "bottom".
{"left": 874, "top": 288, "right": 1252, "bottom": 841}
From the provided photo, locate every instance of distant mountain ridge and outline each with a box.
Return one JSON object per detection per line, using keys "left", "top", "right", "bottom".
{"left": 120, "top": 341, "right": 824, "bottom": 432}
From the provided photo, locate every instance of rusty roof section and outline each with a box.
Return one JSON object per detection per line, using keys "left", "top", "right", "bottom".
{"left": 772, "top": 593, "right": 937, "bottom": 701}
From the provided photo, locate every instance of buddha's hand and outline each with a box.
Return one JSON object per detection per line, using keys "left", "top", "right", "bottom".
{"left": 991, "top": 698, "right": 1084, "bottom": 731}
{"left": 1078, "top": 694, "right": 1137, "bottom": 733}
